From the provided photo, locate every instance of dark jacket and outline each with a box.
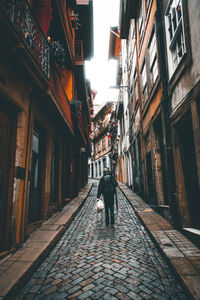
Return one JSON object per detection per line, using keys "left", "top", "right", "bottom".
{"left": 97, "top": 172, "right": 118, "bottom": 207}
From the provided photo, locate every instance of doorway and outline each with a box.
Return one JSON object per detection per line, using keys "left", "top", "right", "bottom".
{"left": 0, "top": 110, "right": 15, "bottom": 251}
{"left": 175, "top": 111, "right": 200, "bottom": 228}
{"left": 146, "top": 151, "right": 157, "bottom": 205}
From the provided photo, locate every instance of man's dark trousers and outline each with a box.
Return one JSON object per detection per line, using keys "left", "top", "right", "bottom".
{"left": 104, "top": 192, "right": 114, "bottom": 225}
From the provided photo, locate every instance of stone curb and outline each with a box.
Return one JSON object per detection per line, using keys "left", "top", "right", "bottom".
{"left": 118, "top": 182, "right": 200, "bottom": 300}
{"left": 0, "top": 182, "right": 93, "bottom": 300}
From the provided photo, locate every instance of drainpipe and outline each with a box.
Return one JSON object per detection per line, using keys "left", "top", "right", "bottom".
{"left": 134, "top": 19, "right": 145, "bottom": 198}
{"left": 125, "top": 39, "right": 131, "bottom": 187}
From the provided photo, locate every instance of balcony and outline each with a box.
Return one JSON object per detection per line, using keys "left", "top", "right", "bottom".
{"left": 0, "top": 0, "right": 49, "bottom": 78}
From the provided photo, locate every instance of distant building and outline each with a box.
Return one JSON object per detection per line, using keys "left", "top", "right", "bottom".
{"left": 88, "top": 101, "right": 117, "bottom": 178}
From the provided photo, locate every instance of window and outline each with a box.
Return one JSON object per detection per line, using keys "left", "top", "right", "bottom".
{"left": 28, "top": 122, "right": 45, "bottom": 223}
{"left": 102, "top": 136, "right": 106, "bottom": 150}
{"left": 141, "top": 62, "right": 147, "bottom": 98}
{"left": 130, "top": 44, "right": 136, "bottom": 90}
{"left": 151, "top": 60, "right": 158, "bottom": 84}
{"left": 95, "top": 143, "right": 98, "bottom": 154}
{"left": 98, "top": 141, "right": 101, "bottom": 153}
{"left": 145, "top": 0, "right": 152, "bottom": 15}
{"left": 138, "top": 4, "right": 144, "bottom": 45}
{"left": 128, "top": 23, "right": 135, "bottom": 61}
{"left": 149, "top": 30, "right": 158, "bottom": 86}
{"left": 103, "top": 157, "right": 107, "bottom": 168}
{"left": 165, "top": 0, "right": 186, "bottom": 78}
{"left": 31, "top": 133, "right": 39, "bottom": 189}
{"left": 134, "top": 69, "right": 138, "bottom": 103}
{"left": 98, "top": 161, "right": 101, "bottom": 176}
{"left": 95, "top": 163, "right": 98, "bottom": 177}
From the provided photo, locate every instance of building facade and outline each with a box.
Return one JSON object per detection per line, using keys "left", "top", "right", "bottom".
{"left": 0, "top": 0, "right": 93, "bottom": 255}
{"left": 161, "top": 0, "right": 200, "bottom": 232}
{"left": 114, "top": 0, "right": 200, "bottom": 234}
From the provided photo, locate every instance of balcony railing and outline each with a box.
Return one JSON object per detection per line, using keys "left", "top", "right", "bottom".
{"left": 0, "top": 0, "right": 49, "bottom": 78}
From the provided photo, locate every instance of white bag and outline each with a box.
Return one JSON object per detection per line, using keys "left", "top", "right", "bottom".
{"left": 96, "top": 198, "right": 104, "bottom": 213}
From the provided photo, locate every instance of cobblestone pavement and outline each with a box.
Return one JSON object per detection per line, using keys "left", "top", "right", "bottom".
{"left": 15, "top": 183, "right": 188, "bottom": 300}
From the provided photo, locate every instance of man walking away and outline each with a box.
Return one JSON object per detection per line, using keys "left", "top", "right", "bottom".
{"left": 97, "top": 167, "right": 118, "bottom": 226}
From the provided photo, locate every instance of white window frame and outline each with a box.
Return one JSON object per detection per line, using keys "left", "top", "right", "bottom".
{"left": 141, "top": 62, "right": 147, "bottom": 97}
{"left": 165, "top": 0, "right": 186, "bottom": 79}
{"left": 149, "top": 29, "right": 158, "bottom": 86}
{"left": 138, "top": 3, "right": 144, "bottom": 45}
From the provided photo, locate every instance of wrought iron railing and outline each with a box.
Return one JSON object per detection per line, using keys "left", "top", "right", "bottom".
{"left": 0, "top": 0, "right": 49, "bottom": 78}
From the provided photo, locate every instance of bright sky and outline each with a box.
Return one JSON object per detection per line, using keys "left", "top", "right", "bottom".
{"left": 85, "top": 0, "right": 120, "bottom": 105}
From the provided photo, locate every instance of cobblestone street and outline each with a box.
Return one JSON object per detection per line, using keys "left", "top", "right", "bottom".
{"left": 15, "top": 182, "right": 188, "bottom": 300}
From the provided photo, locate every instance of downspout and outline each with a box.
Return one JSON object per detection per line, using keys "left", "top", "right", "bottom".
{"left": 135, "top": 19, "right": 145, "bottom": 198}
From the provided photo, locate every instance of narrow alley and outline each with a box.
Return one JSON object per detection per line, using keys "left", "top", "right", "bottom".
{"left": 1, "top": 0, "right": 200, "bottom": 299}
{"left": 15, "top": 182, "right": 187, "bottom": 300}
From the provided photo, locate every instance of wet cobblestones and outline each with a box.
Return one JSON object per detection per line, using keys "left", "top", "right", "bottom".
{"left": 15, "top": 183, "right": 188, "bottom": 299}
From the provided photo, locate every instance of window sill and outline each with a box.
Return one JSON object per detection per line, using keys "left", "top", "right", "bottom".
{"left": 168, "top": 51, "right": 191, "bottom": 93}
